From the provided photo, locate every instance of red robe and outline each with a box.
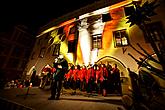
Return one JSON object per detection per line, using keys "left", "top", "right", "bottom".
{"left": 78, "top": 68, "right": 87, "bottom": 82}
{"left": 51, "top": 67, "right": 56, "bottom": 73}
{"left": 72, "top": 69, "right": 79, "bottom": 81}
{"left": 65, "top": 69, "right": 73, "bottom": 81}
{"left": 99, "top": 71, "right": 104, "bottom": 82}
{"left": 95, "top": 69, "right": 101, "bottom": 83}
{"left": 101, "top": 67, "right": 108, "bottom": 78}
{"left": 86, "top": 67, "right": 94, "bottom": 83}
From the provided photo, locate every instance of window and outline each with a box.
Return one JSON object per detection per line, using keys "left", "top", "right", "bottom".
{"left": 67, "top": 24, "right": 77, "bottom": 53}
{"left": 20, "top": 60, "right": 28, "bottom": 69}
{"left": 68, "top": 40, "right": 77, "bottom": 53}
{"left": 11, "top": 46, "right": 23, "bottom": 57}
{"left": 69, "top": 25, "right": 76, "bottom": 35}
{"left": 102, "top": 13, "right": 112, "bottom": 22}
{"left": 58, "top": 27, "right": 64, "bottom": 35}
{"left": 39, "top": 47, "right": 46, "bottom": 58}
{"left": 113, "top": 29, "right": 129, "bottom": 47}
{"left": 30, "top": 52, "right": 35, "bottom": 60}
{"left": 7, "top": 58, "right": 20, "bottom": 68}
{"left": 37, "top": 38, "right": 42, "bottom": 45}
{"left": 124, "top": 6, "right": 135, "bottom": 16}
{"left": 52, "top": 44, "right": 61, "bottom": 56}
{"left": 12, "top": 31, "right": 22, "bottom": 41}
{"left": 92, "top": 34, "right": 102, "bottom": 49}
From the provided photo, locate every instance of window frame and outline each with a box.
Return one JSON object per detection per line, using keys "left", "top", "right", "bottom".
{"left": 92, "top": 34, "right": 102, "bottom": 50}
{"left": 52, "top": 44, "right": 61, "bottom": 56}
{"left": 30, "top": 52, "right": 35, "bottom": 60}
{"left": 113, "top": 29, "right": 129, "bottom": 48}
{"left": 39, "top": 47, "right": 46, "bottom": 58}
{"left": 68, "top": 40, "right": 77, "bottom": 53}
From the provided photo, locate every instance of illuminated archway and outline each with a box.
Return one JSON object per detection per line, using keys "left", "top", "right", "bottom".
{"left": 96, "top": 56, "right": 128, "bottom": 77}
{"left": 96, "top": 56, "right": 126, "bottom": 67}
{"left": 96, "top": 56, "right": 130, "bottom": 94}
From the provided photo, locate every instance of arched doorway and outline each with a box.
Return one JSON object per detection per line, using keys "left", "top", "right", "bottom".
{"left": 96, "top": 56, "right": 130, "bottom": 95}
{"left": 96, "top": 56, "right": 126, "bottom": 70}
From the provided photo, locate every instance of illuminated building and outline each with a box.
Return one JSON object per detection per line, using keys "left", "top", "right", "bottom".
{"left": 25, "top": 0, "right": 165, "bottom": 94}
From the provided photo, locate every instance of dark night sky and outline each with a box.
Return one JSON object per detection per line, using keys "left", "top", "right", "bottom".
{"left": 0, "top": 0, "right": 97, "bottom": 35}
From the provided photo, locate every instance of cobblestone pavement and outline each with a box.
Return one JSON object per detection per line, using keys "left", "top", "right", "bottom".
{"left": 0, "top": 87, "right": 126, "bottom": 110}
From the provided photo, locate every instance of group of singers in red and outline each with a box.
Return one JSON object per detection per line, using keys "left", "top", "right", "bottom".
{"left": 63, "top": 62, "right": 122, "bottom": 96}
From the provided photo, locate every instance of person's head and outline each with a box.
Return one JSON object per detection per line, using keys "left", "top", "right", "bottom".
{"left": 101, "top": 64, "right": 105, "bottom": 67}
{"left": 82, "top": 65, "right": 86, "bottom": 69}
{"left": 105, "top": 61, "right": 109, "bottom": 66}
{"left": 58, "top": 54, "right": 64, "bottom": 59}
{"left": 97, "top": 66, "right": 100, "bottom": 70}
{"left": 88, "top": 64, "right": 92, "bottom": 69}
{"left": 114, "top": 64, "right": 117, "bottom": 68}
{"left": 94, "top": 66, "right": 97, "bottom": 70}
{"left": 45, "top": 64, "right": 50, "bottom": 68}
{"left": 75, "top": 65, "right": 77, "bottom": 69}
{"left": 32, "top": 68, "right": 36, "bottom": 71}
{"left": 54, "top": 58, "right": 58, "bottom": 63}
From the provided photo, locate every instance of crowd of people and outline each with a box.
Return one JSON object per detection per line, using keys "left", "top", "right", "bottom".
{"left": 63, "top": 62, "right": 122, "bottom": 96}
{"left": 29, "top": 54, "right": 122, "bottom": 100}
{"left": 1, "top": 53, "right": 122, "bottom": 100}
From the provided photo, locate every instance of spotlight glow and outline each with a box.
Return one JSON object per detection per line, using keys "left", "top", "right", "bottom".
{"left": 79, "top": 28, "right": 91, "bottom": 65}
{"left": 91, "top": 49, "right": 99, "bottom": 65}
{"left": 66, "top": 53, "right": 74, "bottom": 63}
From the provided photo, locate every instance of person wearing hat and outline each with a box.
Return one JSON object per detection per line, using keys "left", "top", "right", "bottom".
{"left": 48, "top": 54, "right": 68, "bottom": 100}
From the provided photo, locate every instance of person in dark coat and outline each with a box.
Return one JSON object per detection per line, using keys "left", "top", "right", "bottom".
{"left": 111, "top": 64, "right": 122, "bottom": 94}
{"left": 105, "top": 61, "right": 113, "bottom": 93}
{"left": 48, "top": 54, "right": 68, "bottom": 100}
{"left": 30, "top": 68, "right": 37, "bottom": 86}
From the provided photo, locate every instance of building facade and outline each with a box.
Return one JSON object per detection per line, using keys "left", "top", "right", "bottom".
{"left": 0, "top": 25, "right": 35, "bottom": 81}
{"left": 25, "top": 0, "right": 165, "bottom": 94}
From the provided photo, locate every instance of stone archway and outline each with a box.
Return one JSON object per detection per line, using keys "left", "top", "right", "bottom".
{"left": 96, "top": 56, "right": 130, "bottom": 95}
{"left": 96, "top": 56, "right": 128, "bottom": 77}
{"left": 96, "top": 56, "right": 126, "bottom": 67}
